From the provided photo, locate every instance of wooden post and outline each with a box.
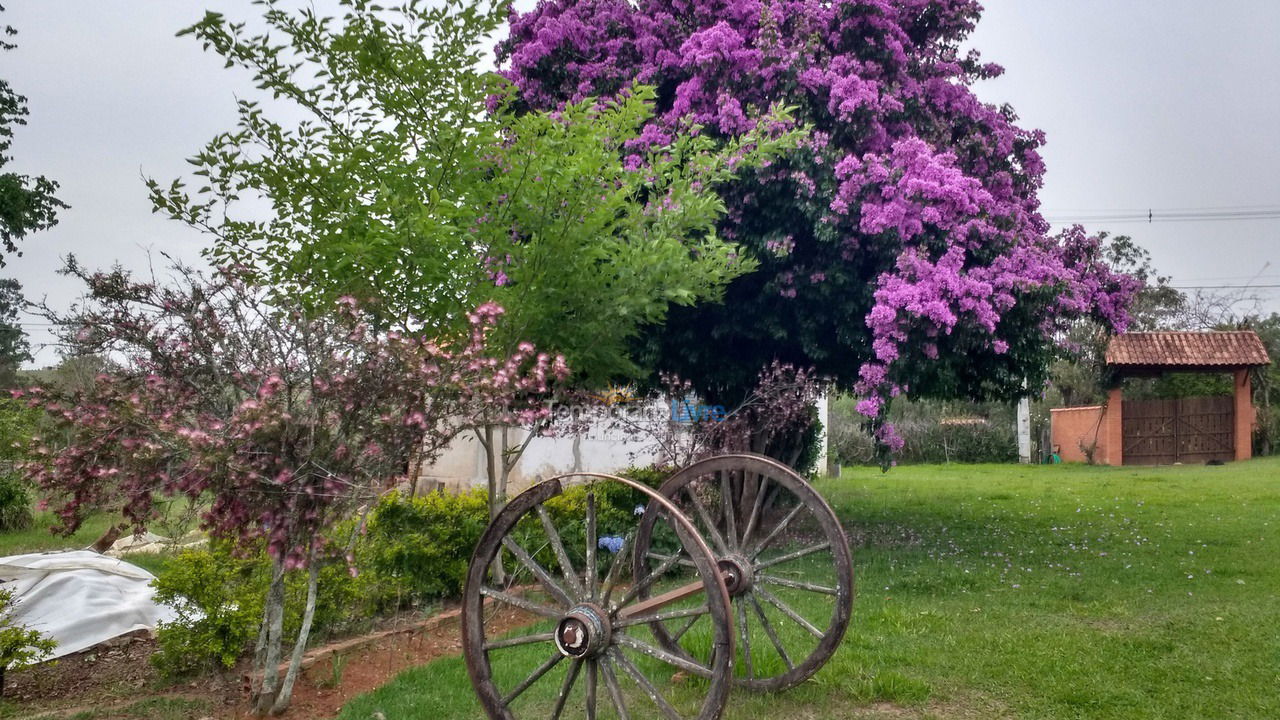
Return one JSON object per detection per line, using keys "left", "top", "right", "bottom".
{"left": 1105, "top": 387, "right": 1124, "bottom": 466}
{"left": 1233, "top": 368, "right": 1252, "bottom": 461}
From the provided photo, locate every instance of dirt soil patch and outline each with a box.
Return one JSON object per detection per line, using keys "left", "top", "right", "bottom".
{"left": 6, "top": 603, "right": 532, "bottom": 720}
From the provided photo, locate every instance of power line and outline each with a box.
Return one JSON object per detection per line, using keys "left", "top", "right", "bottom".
{"left": 1169, "top": 284, "right": 1280, "bottom": 290}
{"left": 1044, "top": 205, "right": 1280, "bottom": 225}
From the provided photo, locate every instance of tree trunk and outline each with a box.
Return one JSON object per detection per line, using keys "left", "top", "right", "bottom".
{"left": 253, "top": 556, "right": 287, "bottom": 715}
{"left": 479, "top": 425, "right": 505, "bottom": 584}
{"left": 271, "top": 554, "right": 319, "bottom": 715}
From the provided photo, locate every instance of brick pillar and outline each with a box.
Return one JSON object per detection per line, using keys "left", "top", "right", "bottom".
{"left": 1105, "top": 386, "right": 1124, "bottom": 466}
{"left": 1234, "top": 369, "right": 1253, "bottom": 461}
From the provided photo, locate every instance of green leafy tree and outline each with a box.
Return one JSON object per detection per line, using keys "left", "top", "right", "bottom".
{"left": 152, "top": 0, "right": 798, "bottom": 386}
{"left": 151, "top": 0, "right": 799, "bottom": 526}
{"left": 0, "top": 587, "right": 56, "bottom": 696}
{"left": 0, "top": 279, "right": 29, "bottom": 388}
{"left": 0, "top": 7, "right": 66, "bottom": 265}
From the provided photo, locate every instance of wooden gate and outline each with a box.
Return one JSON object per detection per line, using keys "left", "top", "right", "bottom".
{"left": 1122, "top": 395, "right": 1234, "bottom": 465}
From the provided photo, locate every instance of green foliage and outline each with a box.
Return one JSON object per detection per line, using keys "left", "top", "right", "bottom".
{"left": 154, "top": 1, "right": 800, "bottom": 387}
{"left": 792, "top": 408, "right": 823, "bottom": 476}
{"left": 831, "top": 396, "right": 1017, "bottom": 466}
{"left": 0, "top": 587, "right": 56, "bottom": 686}
{"left": 1126, "top": 372, "right": 1232, "bottom": 400}
{"left": 150, "top": 545, "right": 264, "bottom": 676}
{"left": 0, "top": 12, "right": 66, "bottom": 265}
{"left": 0, "top": 475, "right": 30, "bottom": 532}
{"left": 0, "top": 398, "right": 36, "bottom": 532}
{"left": 362, "top": 467, "right": 670, "bottom": 605}
{"left": 0, "top": 281, "right": 28, "bottom": 388}
{"left": 360, "top": 489, "right": 490, "bottom": 605}
{"left": 150, "top": 541, "right": 377, "bottom": 678}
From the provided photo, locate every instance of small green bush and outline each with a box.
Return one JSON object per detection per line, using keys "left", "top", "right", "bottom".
{"left": 359, "top": 489, "right": 490, "bottom": 607}
{"left": 0, "top": 399, "right": 36, "bottom": 532}
{"left": 0, "top": 475, "right": 32, "bottom": 532}
{"left": 150, "top": 545, "right": 264, "bottom": 677}
{"left": 150, "top": 541, "right": 375, "bottom": 678}
{"left": 830, "top": 397, "right": 1018, "bottom": 465}
{"left": 0, "top": 587, "right": 56, "bottom": 695}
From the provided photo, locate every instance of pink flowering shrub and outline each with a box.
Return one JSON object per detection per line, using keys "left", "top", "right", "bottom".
{"left": 499, "top": 0, "right": 1142, "bottom": 454}
{"left": 19, "top": 261, "right": 567, "bottom": 566}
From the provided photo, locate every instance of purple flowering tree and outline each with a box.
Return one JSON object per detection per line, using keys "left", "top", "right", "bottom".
{"left": 499, "top": 0, "right": 1141, "bottom": 456}
{"left": 19, "top": 260, "right": 566, "bottom": 714}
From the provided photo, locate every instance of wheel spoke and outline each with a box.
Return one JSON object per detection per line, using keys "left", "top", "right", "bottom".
{"left": 749, "top": 592, "right": 794, "bottom": 671}
{"left": 480, "top": 586, "right": 563, "bottom": 619}
{"left": 720, "top": 470, "right": 738, "bottom": 550}
{"left": 537, "top": 503, "right": 585, "bottom": 600}
{"left": 501, "top": 651, "right": 563, "bottom": 706}
{"left": 586, "top": 490, "right": 598, "bottom": 601}
{"left": 684, "top": 486, "right": 730, "bottom": 557}
{"left": 757, "top": 573, "right": 839, "bottom": 595}
{"left": 671, "top": 611, "right": 702, "bottom": 643}
{"left": 755, "top": 586, "right": 823, "bottom": 639}
{"left": 585, "top": 658, "right": 598, "bottom": 720}
{"left": 645, "top": 551, "right": 696, "bottom": 569}
{"left": 749, "top": 501, "right": 805, "bottom": 558}
{"left": 739, "top": 474, "right": 769, "bottom": 549}
{"left": 615, "top": 633, "right": 714, "bottom": 678}
{"left": 613, "top": 548, "right": 688, "bottom": 611}
{"left": 550, "top": 658, "right": 583, "bottom": 720}
{"left": 501, "top": 536, "right": 574, "bottom": 607}
{"left": 484, "top": 631, "right": 556, "bottom": 650}
{"left": 612, "top": 603, "right": 709, "bottom": 630}
{"left": 599, "top": 530, "right": 636, "bottom": 608}
{"left": 735, "top": 598, "right": 753, "bottom": 679}
{"left": 755, "top": 541, "right": 832, "bottom": 571}
{"left": 610, "top": 647, "right": 683, "bottom": 720}
{"left": 600, "top": 655, "right": 630, "bottom": 720}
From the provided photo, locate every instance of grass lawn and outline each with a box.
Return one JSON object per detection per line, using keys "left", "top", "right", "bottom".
{"left": 335, "top": 458, "right": 1280, "bottom": 719}
{"left": 0, "top": 501, "right": 194, "bottom": 575}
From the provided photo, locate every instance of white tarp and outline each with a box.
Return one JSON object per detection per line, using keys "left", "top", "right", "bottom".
{"left": 0, "top": 550, "right": 180, "bottom": 659}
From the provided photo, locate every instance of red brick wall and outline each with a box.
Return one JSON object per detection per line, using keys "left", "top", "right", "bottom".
{"left": 1050, "top": 405, "right": 1109, "bottom": 464}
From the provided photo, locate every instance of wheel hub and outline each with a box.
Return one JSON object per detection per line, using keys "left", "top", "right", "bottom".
{"left": 555, "top": 603, "right": 611, "bottom": 658}
{"left": 717, "top": 554, "right": 754, "bottom": 596}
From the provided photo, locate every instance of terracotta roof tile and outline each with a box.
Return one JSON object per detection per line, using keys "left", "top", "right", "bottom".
{"left": 1104, "top": 331, "right": 1270, "bottom": 368}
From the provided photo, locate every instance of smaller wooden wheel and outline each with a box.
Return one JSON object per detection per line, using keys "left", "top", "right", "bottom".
{"left": 633, "top": 454, "right": 854, "bottom": 692}
{"left": 462, "top": 473, "right": 735, "bottom": 720}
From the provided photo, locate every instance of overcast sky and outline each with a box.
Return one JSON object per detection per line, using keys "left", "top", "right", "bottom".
{"left": 5, "top": 0, "right": 1280, "bottom": 367}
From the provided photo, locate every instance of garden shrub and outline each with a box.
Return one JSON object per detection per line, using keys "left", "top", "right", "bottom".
{"left": 359, "top": 489, "right": 490, "bottom": 607}
{"left": 0, "top": 399, "right": 37, "bottom": 532}
{"left": 0, "top": 587, "right": 57, "bottom": 695}
{"left": 151, "top": 542, "right": 375, "bottom": 678}
{"left": 150, "top": 467, "right": 679, "bottom": 677}
{"left": 361, "top": 468, "right": 669, "bottom": 605}
{"left": 831, "top": 397, "right": 1018, "bottom": 465}
{"left": 0, "top": 475, "right": 32, "bottom": 532}
{"left": 150, "top": 545, "right": 263, "bottom": 677}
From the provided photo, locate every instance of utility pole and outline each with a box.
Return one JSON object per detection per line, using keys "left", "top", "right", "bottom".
{"left": 1017, "top": 394, "right": 1032, "bottom": 463}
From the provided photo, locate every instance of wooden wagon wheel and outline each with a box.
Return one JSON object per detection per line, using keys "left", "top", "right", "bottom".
{"left": 632, "top": 454, "right": 854, "bottom": 692}
{"left": 462, "top": 472, "right": 735, "bottom": 720}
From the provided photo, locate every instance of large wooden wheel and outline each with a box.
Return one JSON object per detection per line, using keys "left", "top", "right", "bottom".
{"left": 632, "top": 454, "right": 854, "bottom": 692}
{"left": 462, "top": 473, "right": 735, "bottom": 720}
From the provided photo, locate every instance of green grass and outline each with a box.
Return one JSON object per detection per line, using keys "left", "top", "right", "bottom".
{"left": 0, "top": 502, "right": 190, "bottom": 576}
{"left": 0, "top": 510, "right": 116, "bottom": 556}
{"left": 336, "top": 458, "right": 1280, "bottom": 719}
